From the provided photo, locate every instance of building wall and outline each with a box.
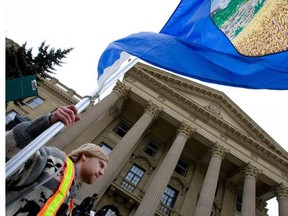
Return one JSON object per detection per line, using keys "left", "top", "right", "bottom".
{"left": 64, "top": 101, "right": 271, "bottom": 216}
{"left": 7, "top": 63, "right": 287, "bottom": 216}
{"left": 55, "top": 63, "right": 287, "bottom": 216}
{"left": 6, "top": 74, "right": 82, "bottom": 120}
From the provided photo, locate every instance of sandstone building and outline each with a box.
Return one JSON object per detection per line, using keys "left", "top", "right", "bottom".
{"left": 6, "top": 63, "right": 288, "bottom": 216}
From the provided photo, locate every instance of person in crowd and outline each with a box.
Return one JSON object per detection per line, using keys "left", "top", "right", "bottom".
{"left": 72, "top": 193, "right": 99, "bottom": 216}
{"left": 6, "top": 105, "right": 109, "bottom": 216}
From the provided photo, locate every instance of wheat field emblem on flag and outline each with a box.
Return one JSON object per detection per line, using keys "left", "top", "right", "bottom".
{"left": 210, "top": 0, "right": 288, "bottom": 56}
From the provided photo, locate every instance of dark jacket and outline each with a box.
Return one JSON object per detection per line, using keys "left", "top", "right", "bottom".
{"left": 73, "top": 196, "right": 95, "bottom": 216}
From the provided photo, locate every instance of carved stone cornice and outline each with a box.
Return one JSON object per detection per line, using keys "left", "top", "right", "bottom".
{"left": 132, "top": 154, "right": 154, "bottom": 171}
{"left": 148, "top": 69, "right": 288, "bottom": 158}
{"left": 209, "top": 143, "right": 229, "bottom": 159}
{"left": 127, "top": 66, "right": 288, "bottom": 173}
{"left": 176, "top": 121, "right": 196, "bottom": 140}
{"left": 242, "top": 162, "right": 262, "bottom": 179}
{"left": 205, "top": 103, "right": 223, "bottom": 119}
{"left": 144, "top": 101, "right": 162, "bottom": 120}
{"left": 39, "top": 75, "right": 81, "bottom": 104}
{"left": 113, "top": 80, "right": 130, "bottom": 98}
{"left": 132, "top": 152, "right": 158, "bottom": 171}
{"left": 282, "top": 171, "right": 288, "bottom": 182}
{"left": 170, "top": 176, "right": 189, "bottom": 194}
{"left": 141, "top": 66, "right": 283, "bottom": 150}
{"left": 275, "top": 183, "right": 288, "bottom": 198}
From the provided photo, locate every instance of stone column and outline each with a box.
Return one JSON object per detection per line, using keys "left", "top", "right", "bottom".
{"left": 275, "top": 183, "right": 288, "bottom": 216}
{"left": 241, "top": 163, "right": 262, "bottom": 216}
{"left": 49, "top": 81, "right": 130, "bottom": 148}
{"left": 221, "top": 181, "right": 237, "bottom": 216}
{"left": 134, "top": 122, "right": 195, "bottom": 216}
{"left": 181, "top": 162, "right": 206, "bottom": 216}
{"left": 194, "top": 143, "right": 229, "bottom": 216}
{"left": 214, "top": 180, "right": 225, "bottom": 216}
{"left": 93, "top": 101, "right": 162, "bottom": 198}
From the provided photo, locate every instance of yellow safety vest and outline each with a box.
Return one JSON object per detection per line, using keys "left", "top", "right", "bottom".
{"left": 38, "top": 156, "right": 75, "bottom": 216}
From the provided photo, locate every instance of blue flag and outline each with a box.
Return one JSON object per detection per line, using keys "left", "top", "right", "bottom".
{"left": 97, "top": 0, "right": 288, "bottom": 90}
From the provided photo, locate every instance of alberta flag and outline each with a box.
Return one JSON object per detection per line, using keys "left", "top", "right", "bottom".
{"left": 97, "top": 0, "right": 288, "bottom": 90}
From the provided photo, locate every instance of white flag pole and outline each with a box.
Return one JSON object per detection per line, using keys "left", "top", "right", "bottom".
{"left": 98, "top": 56, "right": 139, "bottom": 96}
{"left": 97, "top": 53, "right": 139, "bottom": 96}
{"left": 6, "top": 97, "right": 91, "bottom": 178}
{"left": 6, "top": 55, "right": 139, "bottom": 178}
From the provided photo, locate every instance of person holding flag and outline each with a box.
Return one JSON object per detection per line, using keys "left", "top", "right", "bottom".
{"left": 6, "top": 105, "right": 109, "bottom": 216}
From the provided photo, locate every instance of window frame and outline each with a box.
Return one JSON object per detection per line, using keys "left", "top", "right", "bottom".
{"left": 161, "top": 185, "right": 178, "bottom": 208}
{"left": 6, "top": 110, "right": 18, "bottom": 125}
{"left": 98, "top": 142, "right": 112, "bottom": 154}
{"left": 121, "top": 164, "right": 145, "bottom": 192}
{"left": 235, "top": 192, "right": 242, "bottom": 212}
{"left": 174, "top": 158, "right": 189, "bottom": 177}
{"left": 26, "top": 96, "right": 44, "bottom": 109}
{"left": 113, "top": 121, "right": 131, "bottom": 137}
{"left": 143, "top": 139, "right": 160, "bottom": 157}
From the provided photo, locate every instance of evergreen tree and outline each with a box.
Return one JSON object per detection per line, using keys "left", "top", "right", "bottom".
{"left": 6, "top": 38, "right": 74, "bottom": 105}
{"left": 6, "top": 38, "right": 74, "bottom": 80}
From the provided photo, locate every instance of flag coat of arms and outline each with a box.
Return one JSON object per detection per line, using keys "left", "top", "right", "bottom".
{"left": 97, "top": 0, "right": 288, "bottom": 90}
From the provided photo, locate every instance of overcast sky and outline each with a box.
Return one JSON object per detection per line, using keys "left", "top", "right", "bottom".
{"left": 5, "top": 0, "right": 288, "bottom": 215}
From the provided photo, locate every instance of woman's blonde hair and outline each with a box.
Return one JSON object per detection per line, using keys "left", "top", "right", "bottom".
{"left": 68, "top": 143, "right": 109, "bottom": 163}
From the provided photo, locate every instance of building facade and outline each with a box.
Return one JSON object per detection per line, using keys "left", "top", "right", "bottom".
{"left": 7, "top": 62, "right": 288, "bottom": 216}
{"left": 6, "top": 74, "right": 82, "bottom": 129}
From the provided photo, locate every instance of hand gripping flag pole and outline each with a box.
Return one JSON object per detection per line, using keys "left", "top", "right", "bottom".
{"left": 5, "top": 99, "right": 89, "bottom": 178}
{"left": 6, "top": 54, "right": 138, "bottom": 178}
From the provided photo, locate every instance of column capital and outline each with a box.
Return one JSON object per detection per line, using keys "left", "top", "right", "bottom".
{"left": 177, "top": 121, "right": 196, "bottom": 140}
{"left": 113, "top": 81, "right": 130, "bottom": 98}
{"left": 241, "top": 162, "right": 262, "bottom": 179}
{"left": 144, "top": 101, "right": 162, "bottom": 119}
{"left": 209, "top": 143, "right": 229, "bottom": 159}
{"left": 275, "top": 183, "right": 288, "bottom": 198}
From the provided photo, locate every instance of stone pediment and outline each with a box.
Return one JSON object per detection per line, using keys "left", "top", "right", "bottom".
{"left": 126, "top": 63, "right": 288, "bottom": 164}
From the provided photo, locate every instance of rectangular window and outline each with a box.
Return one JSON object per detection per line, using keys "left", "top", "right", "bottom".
{"left": 6, "top": 110, "right": 18, "bottom": 125}
{"left": 174, "top": 158, "right": 189, "bottom": 177}
{"left": 6, "top": 111, "right": 31, "bottom": 131}
{"left": 235, "top": 192, "right": 242, "bottom": 212}
{"left": 27, "top": 96, "right": 44, "bottom": 109}
{"left": 121, "top": 164, "right": 145, "bottom": 192}
{"left": 159, "top": 186, "right": 178, "bottom": 215}
{"left": 99, "top": 142, "right": 112, "bottom": 154}
{"left": 113, "top": 121, "right": 131, "bottom": 137}
{"left": 143, "top": 140, "right": 160, "bottom": 157}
